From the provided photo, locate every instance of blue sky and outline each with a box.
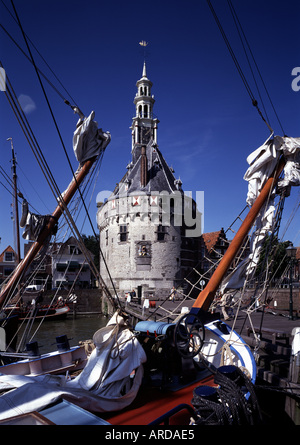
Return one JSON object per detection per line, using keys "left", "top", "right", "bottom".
{"left": 0, "top": 0, "right": 299, "bottom": 256}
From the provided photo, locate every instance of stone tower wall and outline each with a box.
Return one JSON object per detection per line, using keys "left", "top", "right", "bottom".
{"left": 97, "top": 194, "right": 182, "bottom": 299}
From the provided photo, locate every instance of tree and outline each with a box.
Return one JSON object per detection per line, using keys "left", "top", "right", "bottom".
{"left": 255, "top": 235, "right": 290, "bottom": 283}
{"left": 81, "top": 234, "right": 100, "bottom": 270}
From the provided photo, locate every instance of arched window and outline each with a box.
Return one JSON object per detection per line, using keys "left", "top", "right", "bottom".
{"left": 144, "top": 104, "right": 148, "bottom": 118}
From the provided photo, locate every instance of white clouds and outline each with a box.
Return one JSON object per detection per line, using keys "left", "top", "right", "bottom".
{"left": 18, "top": 94, "right": 36, "bottom": 114}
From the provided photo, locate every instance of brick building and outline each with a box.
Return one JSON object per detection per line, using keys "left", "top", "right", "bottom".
{"left": 0, "top": 246, "right": 18, "bottom": 285}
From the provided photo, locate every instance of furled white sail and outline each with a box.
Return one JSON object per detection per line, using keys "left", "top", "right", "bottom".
{"left": 0, "top": 313, "right": 146, "bottom": 420}
{"left": 73, "top": 111, "right": 111, "bottom": 164}
{"left": 220, "top": 136, "right": 300, "bottom": 293}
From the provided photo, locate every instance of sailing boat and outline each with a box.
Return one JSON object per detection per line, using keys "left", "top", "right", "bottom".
{"left": 0, "top": 125, "right": 298, "bottom": 425}
{"left": 0, "top": 109, "right": 111, "bottom": 376}
{"left": 2, "top": 139, "right": 71, "bottom": 323}
{"left": 0, "top": 1, "right": 299, "bottom": 427}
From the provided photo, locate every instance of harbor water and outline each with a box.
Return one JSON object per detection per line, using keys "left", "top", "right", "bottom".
{"left": 18, "top": 314, "right": 108, "bottom": 354}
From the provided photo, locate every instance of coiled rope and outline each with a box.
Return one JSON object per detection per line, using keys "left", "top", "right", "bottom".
{"left": 191, "top": 365, "right": 262, "bottom": 425}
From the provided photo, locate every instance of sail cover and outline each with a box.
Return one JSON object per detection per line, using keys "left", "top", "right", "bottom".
{"left": 73, "top": 111, "right": 111, "bottom": 164}
{"left": 18, "top": 112, "right": 111, "bottom": 240}
{"left": 19, "top": 199, "right": 52, "bottom": 241}
{"left": 220, "top": 135, "right": 300, "bottom": 293}
{"left": 0, "top": 313, "right": 147, "bottom": 419}
{"left": 244, "top": 135, "right": 300, "bottom": 206}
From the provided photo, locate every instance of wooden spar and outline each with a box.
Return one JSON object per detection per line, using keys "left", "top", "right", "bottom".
{"left": 0, "top": 157, "right": 96, "bottom": 309}
{"left": 193, "top": 156, "right": 286, "bottom": 312}
{"left": 8, "top": 138, "right": 21, "bottom": 264}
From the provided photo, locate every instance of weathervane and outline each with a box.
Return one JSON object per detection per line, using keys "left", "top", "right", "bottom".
{"left": 139, "top": 40, "right": 149, "bottom": 61}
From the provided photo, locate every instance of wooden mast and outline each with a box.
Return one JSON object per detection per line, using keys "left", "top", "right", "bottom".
{"left": 8, "top": 138, "right": 21, "bottom": 265}
{"left": 192, "top": 156, "right": 286, "bottom": 313}
{"left": 0, "top": 157, "right": 96, "bottom": 309}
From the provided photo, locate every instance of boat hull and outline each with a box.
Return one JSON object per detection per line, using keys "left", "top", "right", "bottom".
{"left": 201, "top": 320, "right": 256, "bottom": 385}
{"left": 0, "top": 345, "right": 87, "bottom": 376}
{"left": 5, "top": 305, "right": 70, "bottom": 321}
{"left": 19, "top": 305, "right": 70, "bottom": 321}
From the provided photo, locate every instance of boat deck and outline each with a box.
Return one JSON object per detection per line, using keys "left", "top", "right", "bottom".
{"left": 126, "top": 298, "right": 300, "bottom": 344}
{"left": 102, "top": 373, "right": 215, "bottom": 425}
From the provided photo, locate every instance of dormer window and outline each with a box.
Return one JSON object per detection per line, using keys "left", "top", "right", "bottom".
{"left": 69, "top": 245, "right": 81, "bottom": 255}
{"left": 4, "top": 252, "right": 14, "bottom": 262}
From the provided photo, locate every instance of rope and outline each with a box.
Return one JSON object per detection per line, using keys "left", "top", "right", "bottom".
{"left": 2, "top": 65, "right": 64, "bottom": 205}
{"left": 206, "top": 0, "right": 279, "bottom": 134}
{"left": 227, "top": 0, "right": 285, "bottom": 135}
{"left": 192, "top": 365, "right": 262, "bottom": 425}
{"left": 9, "top": 0, "right": 79, "bottom": 183}
{"left": 6, "top": 0, "right": 120, "bottom": 307}
{"left": 8, "top": 2, "right": 110, "bottom": 272}
{"left": 2, "top": 71, "right": 119, "bottom": 310}
{"left": 0, "top": 20, "right": 76, "bottom": 106}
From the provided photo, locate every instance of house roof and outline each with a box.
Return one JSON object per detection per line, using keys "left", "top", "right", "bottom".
{"left": 202, "top": 231, "right": 222, "bottom": 252}
{"left": 111, "top": 142, "right": 181, "bottom": 199}
{"left": 0, "top": 245, "right": 16, "bottom": 262}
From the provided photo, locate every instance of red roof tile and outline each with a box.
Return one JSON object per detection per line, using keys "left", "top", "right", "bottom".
{"left": 202, "top": 231, "right": 221, "bottom": 252}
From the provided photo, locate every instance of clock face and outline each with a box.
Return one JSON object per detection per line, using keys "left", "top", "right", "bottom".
{"left": 141, "top": 127, "right": 152, "bottom": 143}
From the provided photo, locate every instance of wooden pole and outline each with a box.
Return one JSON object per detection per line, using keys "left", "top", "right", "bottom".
{"left": 192, "top": 156, "right": 286, "bottom": 313}
{"left": 0, "top": 158, "right": 96, "bottom": 308}
{"left": 8, "top": 138, "right": 21, "bottom": 264}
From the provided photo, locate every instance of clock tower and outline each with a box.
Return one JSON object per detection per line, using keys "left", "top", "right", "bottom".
{"left": 131, "top": 62, "right": 159, "bottom": 161}
{"left": 97, "top": 60, "right": 203, "bottom": 305}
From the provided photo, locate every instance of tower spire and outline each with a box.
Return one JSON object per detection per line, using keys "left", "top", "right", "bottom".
{"left": 142, "top": 61, "right": 147, "bottom": 78}
{"left": 131, "top": 42, "right": 159, "bottom": 156}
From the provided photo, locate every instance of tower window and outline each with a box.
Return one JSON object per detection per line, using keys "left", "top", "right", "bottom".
{"left": 119, "top": 225, "right": 128, "bottom": 242}
{"left": 157, "top": 225, "right": 167, "bottom": 241}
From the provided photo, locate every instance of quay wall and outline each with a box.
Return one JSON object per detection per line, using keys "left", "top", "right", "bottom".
{"left": 246, "top": 287, "right": 300, "bottom": 315}
{"left": 28, "top": 287, "right": 300, "bottom": 316}
{"left": 268, "top": 287, "right": 300, "bottom": 314}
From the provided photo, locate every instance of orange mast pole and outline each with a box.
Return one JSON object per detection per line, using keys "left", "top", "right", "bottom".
{"left": 0, "top": 158, "right": 96, "bottom": 309}
{"left": 192, "top": 156, "right": 286, "bottom": 313}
